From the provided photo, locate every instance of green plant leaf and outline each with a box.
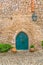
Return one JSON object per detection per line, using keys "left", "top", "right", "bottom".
{"left": 0, "top": 43, "right": 13, "bottom": 53}
{"left": 30, "top": 44, "right": 35, "bottom": 48}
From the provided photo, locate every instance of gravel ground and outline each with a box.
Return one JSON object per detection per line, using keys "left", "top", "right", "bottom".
{"left": 0, "top": 50, "right": 43, "bottom": 65}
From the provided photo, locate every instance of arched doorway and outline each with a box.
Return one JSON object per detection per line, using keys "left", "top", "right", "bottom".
{"left": 16, "top": 31, "right": 28, "bottom": 50}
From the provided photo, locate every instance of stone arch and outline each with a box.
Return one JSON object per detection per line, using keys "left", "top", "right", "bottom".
{"left": 11, "top": 28, "right": 33, "bottom": 47}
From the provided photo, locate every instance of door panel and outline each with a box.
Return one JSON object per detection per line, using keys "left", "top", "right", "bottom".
{"left": 16, "top": 32, "right": 28, "bottom": 50}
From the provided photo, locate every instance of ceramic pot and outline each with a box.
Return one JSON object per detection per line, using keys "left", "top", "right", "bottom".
{"left": 11, "top": 48, "right": 17, "bottom": 53}
{"left": 29, "top": 48, "right": 35, "bottom": 52}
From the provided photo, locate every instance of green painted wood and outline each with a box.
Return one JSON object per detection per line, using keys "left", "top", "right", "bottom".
{"left": 16, "top": 32, "right": 28, "bottom": 50}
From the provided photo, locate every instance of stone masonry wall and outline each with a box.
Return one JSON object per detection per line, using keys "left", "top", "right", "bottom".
{"left": 0, "top": 0, "right": 43, "bottom": 49}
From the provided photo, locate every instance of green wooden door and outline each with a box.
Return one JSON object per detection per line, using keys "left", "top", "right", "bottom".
{"left": 16, "top": 32, "right": 28, "bottom": 50}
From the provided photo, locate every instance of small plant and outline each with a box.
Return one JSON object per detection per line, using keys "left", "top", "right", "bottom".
{"left": 30, "top": 44, "right": 35, "bottom": 48}
{"left": 30, "top": 44, "right": 35, "bottom": 52}
{"left": 0, "top": 43, "right": 13, "bottom": 53}
{"left": 41, "top": 41, "right": 43, "bottom": 48}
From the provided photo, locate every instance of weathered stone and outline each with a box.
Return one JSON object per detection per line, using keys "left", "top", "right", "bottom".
{"left": 0, "top": 0, "right": 43, "bottom": 50}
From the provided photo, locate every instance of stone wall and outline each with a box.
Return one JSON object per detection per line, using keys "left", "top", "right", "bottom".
{"left": 0, "top": 0, "right": 43, "bottom": 28}
{"left": 0, "top": 0, "right": 43, "bottom": 49}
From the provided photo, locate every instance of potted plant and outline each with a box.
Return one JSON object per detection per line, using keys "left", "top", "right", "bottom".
{"left": 29, "top": 44, "right": 35, "bottom": 52}
{"left": 41, "top": 41, "right": 43, "bottom": 49}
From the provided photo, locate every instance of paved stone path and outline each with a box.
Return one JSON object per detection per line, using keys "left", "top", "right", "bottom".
{"left": 0, "top": 50, "right": 43, "bottom": 65}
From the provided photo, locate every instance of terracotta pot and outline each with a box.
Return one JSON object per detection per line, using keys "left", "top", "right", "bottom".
{"left": 11, "top": 48, "right": 17, "bottom": 53}
{"left": 29, "top": 48, "right": 35, "bottom": 52}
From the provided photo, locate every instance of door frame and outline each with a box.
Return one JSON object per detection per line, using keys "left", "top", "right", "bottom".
{"left": 12, "top": 29, "right": 31, "bottom": 50}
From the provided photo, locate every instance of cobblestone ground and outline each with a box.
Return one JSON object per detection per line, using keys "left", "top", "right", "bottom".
{"left": 0, "top": 50, "right": 43, "bottom": 65}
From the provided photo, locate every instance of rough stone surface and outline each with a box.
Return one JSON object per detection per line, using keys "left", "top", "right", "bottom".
{"left": 0, "top": 0, "right": 43, "bottom": 49}
{"left": 0, "top": 50, "right": 43, "bottom": 65}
